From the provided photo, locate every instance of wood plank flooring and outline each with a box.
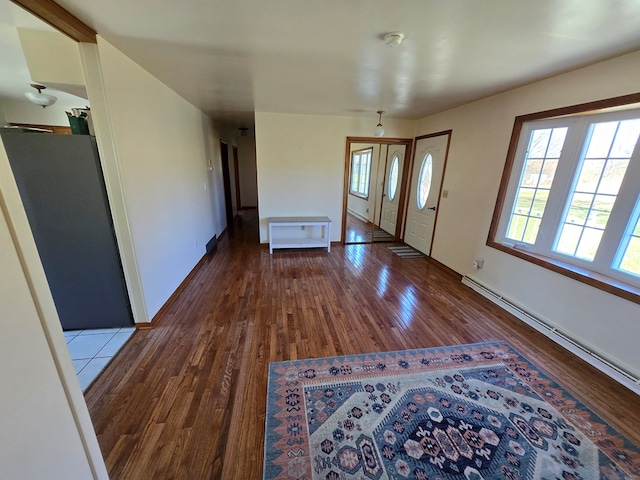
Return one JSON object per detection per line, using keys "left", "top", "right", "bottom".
{"left": 85, "top": 210, "right": 640, "bottom": 479}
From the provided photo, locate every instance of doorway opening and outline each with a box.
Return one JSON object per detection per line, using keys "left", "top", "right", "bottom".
{"left": 403, "top": 130, "right": 452, "bottom": 256}
{"left": 220, "top": 141, "right": 234, "bottom": 227}
{"left": 342, "top": 137, "right": 413, "bottom": 244}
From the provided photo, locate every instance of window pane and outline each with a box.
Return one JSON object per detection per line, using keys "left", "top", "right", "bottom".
{"left": 575, "top": 159, "right": 604, "bottom": 193}
{"left": 598, "top": 159, "right": 629, "bottom": 195}
{"left": 359, "top": 157, "right": 368, "bottom": 193}
{"left": 351, "top": 157, "right": 360, "bottom": 191}
{"left": 528, "top": 129, "right": 551, "bottom": 158}
{"left": 619, "top": 237, "right": 640, "bottom": 276}
{"left": 514, "top": 188, "right": 535, "bottom": 215}
{"left": 575, "top": 228, "right": 603, "bottom": 261}
{"left": 531, "top": 190, "right": 548, "bottom": 219}
{"left": 610, "top": 119, "right": 640, "bottom": 157}
{"left": 547, "top": 128, "right": 567, "bottom": 157}
{"left": 522, "top": 159, "right": 543, "bottom": 187}
{"left": 417, "top": 153, "right": 432, "bottom": 209}
{"left": 388, "top": 155, "right": 399, "bottom": 200}
{"left": 556, "top": 224, "right": 582, "bottom": 256}
{"left": 539, "top": 159, "right": 558, "bottom": 189}
{"left": 507, "top": 214, "right": 527, "bottom": 241}
{"left": 350, "top": 150, "right": 372, "bottom": 197}
{"left": 523, "top": 218, "right": 541, "bottom": 244}
{"left": 586, "top": 122, "right": 617, "bottom": 157}
{"left": 586, "top": 194, "right": 615, "bottom": 229}
{"left": 567, "top": 192, "right": 593, "bottom": 225}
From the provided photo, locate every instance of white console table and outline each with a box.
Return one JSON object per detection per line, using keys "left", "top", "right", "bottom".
{"left": 268, "top": 216, "right": 332, "bottom": 254}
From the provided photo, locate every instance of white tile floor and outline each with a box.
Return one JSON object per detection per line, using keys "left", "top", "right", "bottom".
{"left": 64, "top": 326, "right": 136, "bottom": 391}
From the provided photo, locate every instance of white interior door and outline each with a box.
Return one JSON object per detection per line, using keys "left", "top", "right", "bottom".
{"left": 404, "top": 134, "right": 448, "bottom": 255}
{"left": 379, "top": 145, "right": 405, "bottom": 235}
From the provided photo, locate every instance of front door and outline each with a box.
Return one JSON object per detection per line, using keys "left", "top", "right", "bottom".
{"left": 379, "top": 145, "right": 405, "bottom": 236}
{"left": 404, "top": 133, "right": 449, "bottom": 255}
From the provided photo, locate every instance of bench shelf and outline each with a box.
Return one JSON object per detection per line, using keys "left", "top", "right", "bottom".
{"left": 268, "top": 216, "right": 331, "bottom": 254}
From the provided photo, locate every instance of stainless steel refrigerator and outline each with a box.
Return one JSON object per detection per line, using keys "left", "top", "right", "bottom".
{"left": 1, "top": 129, "right": 133, "bottom": 330}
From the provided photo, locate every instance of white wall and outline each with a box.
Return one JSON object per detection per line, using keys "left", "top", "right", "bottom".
{"left": 0, "top": 141, "right": 107, "bottom": 479}
{"left": 255, "top": 112, "right": 415, "bottom": 242}
{"left": 1, "top": 98, "right": 77, "bottom": 126}
{"left": 416, "top": 49, "right": 640, "bottom": 377}
{"left": 95, "top": 37, "right": 222, "bottom": 320}
{"left": 18, "top": 28, "right": 85, "bottom": 89}
{"left": 238, "top": 136, "right": 257, "bottom": 207}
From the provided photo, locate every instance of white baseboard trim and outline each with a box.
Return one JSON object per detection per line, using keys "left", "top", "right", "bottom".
{"left": 462, "top": 276, "right": 640, "bottom": 396}
{"left": 347, "top": 209, "right": 369, "bottom": 223}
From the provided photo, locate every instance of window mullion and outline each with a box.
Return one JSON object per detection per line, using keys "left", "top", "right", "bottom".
{"left": 595, "top": 139, "right": 640, "bottom": 271}
{"left": 535, "top": 119, "right": 588, "bottom": 253}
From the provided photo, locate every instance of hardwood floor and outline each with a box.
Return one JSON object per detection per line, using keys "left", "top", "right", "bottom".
{"left": 85, "top": 210, "right": 640, "bottom": 479}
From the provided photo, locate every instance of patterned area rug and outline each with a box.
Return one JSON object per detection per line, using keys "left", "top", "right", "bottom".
{"left": 263, "top": 342, "right": 640, "bottom": 479}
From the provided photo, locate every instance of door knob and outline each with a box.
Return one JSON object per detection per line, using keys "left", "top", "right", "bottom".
{"left": 427, "top": 206, "right": 436, "bottom": 211}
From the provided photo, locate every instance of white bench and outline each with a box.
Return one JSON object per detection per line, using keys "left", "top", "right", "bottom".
{"left": 268, "top": 216, "right": 332, "bottom": 254}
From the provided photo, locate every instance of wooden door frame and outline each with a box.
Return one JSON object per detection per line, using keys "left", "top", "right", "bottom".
{"left": 401, "top": 130, "right": 453, "bottom": 254}
{"left": 342, "top": 137, "right": 413, "bottom": 244}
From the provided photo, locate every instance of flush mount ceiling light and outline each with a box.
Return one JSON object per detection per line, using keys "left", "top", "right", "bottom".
{"left": 383, "top": 32, "right": 405, "bottom": 47}
{"left": 374, "top": 110, "right": 385, "bottom": 137}
{"left": 25, "top": 84, "right": 57, "bottom": 108}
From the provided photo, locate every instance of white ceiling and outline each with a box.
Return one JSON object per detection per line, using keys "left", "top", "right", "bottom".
{"left": 9, "top": 1, "right": 640, "bottom": 131}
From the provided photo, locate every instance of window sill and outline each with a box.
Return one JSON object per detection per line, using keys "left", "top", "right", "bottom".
{"left": 487, "top": 240, "right": 640, "bottom": 306}
{"left": 349, "top": 192, "right": 369, "bottom": 200}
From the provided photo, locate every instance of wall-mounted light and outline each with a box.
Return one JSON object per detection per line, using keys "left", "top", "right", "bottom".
{"left": 25, "top": 84, "right": 57, "bottom": 108}
{"left": 374, "top": 110, "right": 385, "bottom": 137}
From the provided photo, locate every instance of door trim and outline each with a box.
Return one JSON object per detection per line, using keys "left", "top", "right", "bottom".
{"left": 342, "top": 137, "right": 413, "bottom": 244}
{"left": 402, "top": 130, "right": 452, "bottom": 254}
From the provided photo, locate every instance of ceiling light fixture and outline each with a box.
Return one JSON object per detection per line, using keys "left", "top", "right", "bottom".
{"left": 25, "top": 84, "right": 57, "bottom": 108}
{"left": 383, "top": 32, "right": 405, "bottom": 47}
{"left": 374, "top": 110, "right": 385, "bottom": 137}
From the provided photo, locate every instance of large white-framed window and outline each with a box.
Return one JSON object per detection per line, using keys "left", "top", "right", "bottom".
{"left": 350, "top": 147, "right": 373, "bottom": 198}
{"left": 489, "top": 94, "right": 640, "bottom": 303}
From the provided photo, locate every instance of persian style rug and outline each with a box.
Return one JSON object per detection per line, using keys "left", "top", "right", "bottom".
{"left": 263, "top": 342, "right": 640, "bottom": 480}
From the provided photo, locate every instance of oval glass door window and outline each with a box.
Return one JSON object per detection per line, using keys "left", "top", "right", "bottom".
{"left": 388, "top": 154, "right": 399, "bottom": 200}
{"left": 417, "top": 153, "right": 433, "bottom": 209}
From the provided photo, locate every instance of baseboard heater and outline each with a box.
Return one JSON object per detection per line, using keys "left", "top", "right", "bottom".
{"left": 461, "top": 276, "right": 640, "bottom": 395}
{"left": 205, "top": 234, "right": 218, "bottom": 255}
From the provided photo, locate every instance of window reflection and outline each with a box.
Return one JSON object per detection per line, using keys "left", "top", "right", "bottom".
{"left": 399, "top": 285, "right": 417, "bottom": 327}
{"left": 376, "top": 265, "right": 389, "bottom": 296}
{"left": 345, "top": 244, "right": 366, "bottom": 271}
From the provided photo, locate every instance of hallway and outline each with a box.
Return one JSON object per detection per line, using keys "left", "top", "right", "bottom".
{"left": 85, "top": 210, "right": 640, "bottom": 479}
